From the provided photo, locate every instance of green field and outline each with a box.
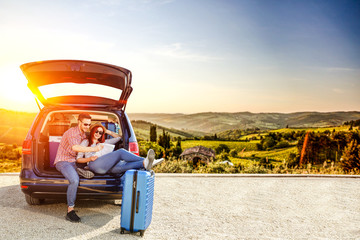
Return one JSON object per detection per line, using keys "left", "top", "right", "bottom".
{"left": 269, "top": 126, "right": 350, "bottom": 133}
{"left": 180, "top": 139, "right": 297, "bottom": 166}
{"left": 243, "top": 146, "right": 297, "bottom": 161}
{"left": 181, "top": 140, "right": 258, "bottom": 152}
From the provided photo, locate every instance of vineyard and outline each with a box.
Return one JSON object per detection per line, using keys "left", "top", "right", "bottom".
{"left": 0, "top": 109, "right": 359, "bottom": 174}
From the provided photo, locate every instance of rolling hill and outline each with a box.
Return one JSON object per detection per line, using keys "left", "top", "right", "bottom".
{"left": 1, "top": 108, "right": 359, "bottom": 145}
{"left": 131, "top": 120, "right": 199, "bottom": 141}
{"left": 128, "top": 111, "right": 360, "bottom": 134}
{"left": 0, "top": 109, "right": 37, "bottom": 145}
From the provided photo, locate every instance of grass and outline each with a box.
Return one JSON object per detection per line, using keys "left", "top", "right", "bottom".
{"left": 0, "top": 144, "right": 22, "bottom": 173}
{"left": 181, "top": 140, "right": 258, "bottom": 152}
{"left": 226, "top": 147, "right": 297, "bottom": 170}
{"left": 0, "top": 158, "right": 21, "bottom": 173}
{"left": 241, "top": 146, "right": 298, "bottom": 162}
{"left": 270, "top": 125, "right": 351, "bottom": 134}
{"left": 153, "top": 157, "right": 356, "bottom": 175}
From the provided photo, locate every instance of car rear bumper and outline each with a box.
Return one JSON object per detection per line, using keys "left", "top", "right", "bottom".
{"left": 20, "top": 170, "right": 123, "bottom": 200}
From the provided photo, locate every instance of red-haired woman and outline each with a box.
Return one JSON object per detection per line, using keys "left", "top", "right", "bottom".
{"left": 76, "top": 123, "right": 164, "bottom": 178}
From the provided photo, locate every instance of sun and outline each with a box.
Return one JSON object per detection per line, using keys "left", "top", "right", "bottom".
{"left": 0, "top": 65, "right": 38, "bottom": 112}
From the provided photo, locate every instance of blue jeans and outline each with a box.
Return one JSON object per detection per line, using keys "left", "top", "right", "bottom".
{"left": 89, "top": 148, "right": 144, "bottom": 174}
{"left": 55, "top": 161, "right": 79, "bottom": 208}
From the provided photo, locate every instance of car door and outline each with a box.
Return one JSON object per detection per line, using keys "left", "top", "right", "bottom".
{"left": 20, "top": 60, "right": 133, "bottom": 110}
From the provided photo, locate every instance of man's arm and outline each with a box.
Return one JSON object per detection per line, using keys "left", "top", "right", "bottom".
{"left": 76, "top": 155, "right": 98, "bottom": 163}
{"left": 72, "top": 144, "right": 103, "bottom": 153}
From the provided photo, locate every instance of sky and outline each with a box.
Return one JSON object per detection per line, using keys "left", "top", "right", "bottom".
{"left": 0, "top": 0, "right": 359, "bottom": 114}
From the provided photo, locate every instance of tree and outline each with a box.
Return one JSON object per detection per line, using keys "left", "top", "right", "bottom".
{"left": 275, "top": 141, "right": 290, "bottom": 149}
{"left": 256, "top": 143, "right": 263, "bottom": 151}
{"left": 150, "top": 125, "right": 157, "bottom": 142}
{"left": 158, "top": 130, "right": 171, "bottom": 150}
{"left": 176, "top": 137, "right": 182, "bottom": 148}
{"left": 139, "top": 141, "right": 164, "bottom": 159}
{"left": 340, "top": 139, "right": 360, "bottom": 171}
{"left": 171, "top": 137, "right": 183, "bottom": 158}
{"left": 229, "top": 149, "right": 238, "bottom": 157}
{"left": 262, "top": 136, "right": 276, "bottom": 150}
{"left": 215, "top": 144, "right": 230, "bottom": 154}
{"left": 218, "top": 150, "right": 230, "bottom": 160}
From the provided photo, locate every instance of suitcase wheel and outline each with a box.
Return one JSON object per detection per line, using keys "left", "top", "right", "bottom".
{"left": 120, "top": 228, "right": 125, "bottom": 234}
{"left": 140, "top": 230, "right": 145, "bottom": 237}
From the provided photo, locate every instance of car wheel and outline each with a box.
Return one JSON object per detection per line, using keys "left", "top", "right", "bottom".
{"left": 25, "top": 195, "right": 44, "bottom": 205}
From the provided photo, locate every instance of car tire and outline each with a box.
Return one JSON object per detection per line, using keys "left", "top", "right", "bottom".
{"left": 25, "top": 195, "right": 44, "bottom": 205}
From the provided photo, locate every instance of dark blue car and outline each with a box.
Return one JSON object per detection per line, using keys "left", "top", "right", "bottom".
{"left": 20, "top": 60, "right": 139, "bottom": 205}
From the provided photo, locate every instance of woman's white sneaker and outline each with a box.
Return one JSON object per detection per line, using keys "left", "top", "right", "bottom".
{"left": 153, "top": 158, "right": 164, "bottom": 167}
{"left": 144, "top": 149, "right": 155, "bottom": 170}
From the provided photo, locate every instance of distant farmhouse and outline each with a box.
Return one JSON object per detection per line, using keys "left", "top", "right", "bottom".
{"left": 180, "top": 146, "right": 215, "bottom": 165}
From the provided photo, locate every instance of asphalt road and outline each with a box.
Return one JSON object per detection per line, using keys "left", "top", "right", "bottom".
{"left": 1, "top": 174, "right": 359, "bottom": 239}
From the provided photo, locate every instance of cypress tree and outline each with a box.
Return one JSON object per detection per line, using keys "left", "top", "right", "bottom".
{"left": 150, "top": 125, "right": 157, "bottom": 142}
{"left": 158, "top": 129, "right": 170, "bottom": 150}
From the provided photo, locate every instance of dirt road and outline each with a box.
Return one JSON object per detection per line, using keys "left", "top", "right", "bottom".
{"left": 0, "top": 174, "right": 359, "bottom": 239}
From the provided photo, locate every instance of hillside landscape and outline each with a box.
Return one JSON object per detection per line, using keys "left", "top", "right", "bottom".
{"left": 0, "top": 108, "right": 360, "bottom": 174}
{"left": 1, "top": 109, "right": 359, "bottom": 145}
{"left": 0, "top": 109, "right": 37, "bottom": 146}
{"left": 128, "top": 111, "right": 360, "bottom": 133}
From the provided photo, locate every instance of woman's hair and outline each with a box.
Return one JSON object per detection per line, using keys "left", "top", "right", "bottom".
{"left": 88, "top": 123, "right": 106, "bottom": 146}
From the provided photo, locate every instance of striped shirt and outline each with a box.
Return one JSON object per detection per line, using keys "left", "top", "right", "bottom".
{"left": 54, "top": 126, "right": 87, "bottom": 165}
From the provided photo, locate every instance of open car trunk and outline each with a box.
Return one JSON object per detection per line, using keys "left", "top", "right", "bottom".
{"left": 20, "top": 60, "right": 133, "bottom": 110}
{"left": 34, "top": 110, "right": 124, "bottom": 177}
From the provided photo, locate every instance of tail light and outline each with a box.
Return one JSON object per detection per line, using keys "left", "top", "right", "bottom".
{"left": 129, "top": 141, "right": 139, "bottom": 156}
{"left": 22, "top": 138, "right": 32, "bottom": 155}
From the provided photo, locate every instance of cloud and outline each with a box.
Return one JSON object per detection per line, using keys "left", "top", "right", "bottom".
{"left": 305, "top": 66, "right": 359, "bottom": 73}
{"left": 93, "top": 0, "right": 175, "bottom": 7}
{"left": 150, "top": 43, "right": 221, "bottom": 62}
{"left": 92, "top": 0, "right": 123, "bottom": 6}
{"left": 142, "top": 0, "right": 175, "bottom": 4}
{"left": 332, "top": 88, "right": 344, "bottom": 94}
{"left": 325, "top": 67, "right": 358, "bottom": 72}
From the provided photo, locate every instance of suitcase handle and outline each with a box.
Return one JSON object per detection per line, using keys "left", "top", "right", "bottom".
{"left": 136, "top": 191, "right": 140, "bottom": 213}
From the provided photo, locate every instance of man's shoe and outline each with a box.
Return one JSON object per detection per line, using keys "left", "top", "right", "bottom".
{"left": 66, "top": 210, "right": 81, "bottom": 223}
{"left": 144, "top": 149, "right": 155, "bottom": 171}
{"left": 76, "top": 168, "right": 94, "bottom": 179}
{"left": 153, "top": 158, "right": 164, "bottom": 167}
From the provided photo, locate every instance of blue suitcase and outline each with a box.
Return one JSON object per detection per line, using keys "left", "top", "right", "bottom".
{"left": 120, "top": 170, "right": 155, "bottom": 237}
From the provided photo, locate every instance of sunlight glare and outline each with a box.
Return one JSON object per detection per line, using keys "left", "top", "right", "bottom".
{"left": 0, "top": 65, "right": 37, "bottom": 111}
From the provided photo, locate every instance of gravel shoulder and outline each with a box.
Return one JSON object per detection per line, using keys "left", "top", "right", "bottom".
{"left": 0, "top": 174, "right": 359, "bottom": 239}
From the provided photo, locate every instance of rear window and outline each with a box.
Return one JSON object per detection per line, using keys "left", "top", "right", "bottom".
{"left": 38, "top": 83, "right": 122, "bottom": 101}
{"left": 40, "top": 110, "right": 121, "bottom": 137}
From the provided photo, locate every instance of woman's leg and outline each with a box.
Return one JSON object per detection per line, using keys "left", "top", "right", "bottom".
{"left": 108, "top": 160, "right": 144, "bottom": 174}
{"left": 112, "top": 148, "right": 145, "bottom": 162}
{"left": 89, "top": 149, "right": 143, "bottom": 174}
{"left": 88, "top": 153, "right": 119, "bottom": 174}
